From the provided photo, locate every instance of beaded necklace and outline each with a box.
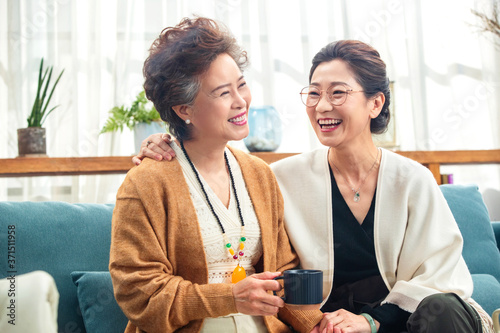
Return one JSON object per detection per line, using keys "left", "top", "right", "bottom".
{"left": 180, "top": 141, "right": 247, "bottom": 283}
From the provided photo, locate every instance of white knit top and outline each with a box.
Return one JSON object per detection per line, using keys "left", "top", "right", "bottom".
{"left": 172, "top": 142, "right": 263, "bottom": 284}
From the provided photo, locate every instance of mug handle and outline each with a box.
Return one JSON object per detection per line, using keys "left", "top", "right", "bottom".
{"left": 273, "top": 276, "right": 285, "bottom": 301}
{"left": 493, "top": 309, "right": 500, "bottom": 333}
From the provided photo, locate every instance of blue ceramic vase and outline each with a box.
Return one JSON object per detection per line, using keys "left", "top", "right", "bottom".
{"left": 244, "top": 106, "right": 282, "bottom": 152}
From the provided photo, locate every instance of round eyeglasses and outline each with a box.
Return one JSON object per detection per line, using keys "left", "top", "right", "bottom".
{"left": 299, "top": 84, "right": 364, "bottom": 107}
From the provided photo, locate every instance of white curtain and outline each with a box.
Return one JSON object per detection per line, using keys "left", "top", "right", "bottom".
{"left": 1, "top": 0, "right": 499, "bottom": 212}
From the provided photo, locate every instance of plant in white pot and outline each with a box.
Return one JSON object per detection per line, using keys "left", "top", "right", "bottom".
{"left": 100, "top": 91, "right": 165, "bottom": 152}
{"left": 18, "top": 58, "right": 64, "bottom": 156}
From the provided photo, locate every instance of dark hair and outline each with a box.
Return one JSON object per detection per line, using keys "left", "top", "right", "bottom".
{"left": 143, "top": 17, "right": 248, "bottom": 140}
{"left": 309, "top": 40, "right": 391, "bottom": 134}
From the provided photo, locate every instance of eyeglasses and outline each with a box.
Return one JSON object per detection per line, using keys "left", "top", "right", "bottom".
{"left": 299, "top": 84, "right": 364, "bottom": 107}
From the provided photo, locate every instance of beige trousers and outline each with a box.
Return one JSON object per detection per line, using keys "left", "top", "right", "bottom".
{"left": 201, "top": 314, "right": 268, "bottom": 333}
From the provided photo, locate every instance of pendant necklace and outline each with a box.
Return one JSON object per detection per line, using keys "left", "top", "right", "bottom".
{"left": 180, "top": 141, "right": 247, "bottom": 283}
{"left": 331, "top": 148, "right": 380, "bottom": 203}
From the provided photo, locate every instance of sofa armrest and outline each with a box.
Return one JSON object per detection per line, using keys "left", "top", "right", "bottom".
{"left": 493, "top": 221, "right": 500, "bottom": 253}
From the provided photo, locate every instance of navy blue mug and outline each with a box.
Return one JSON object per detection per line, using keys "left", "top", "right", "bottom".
{"left": 274, "top": 269, "right": 323, "bottom": 310}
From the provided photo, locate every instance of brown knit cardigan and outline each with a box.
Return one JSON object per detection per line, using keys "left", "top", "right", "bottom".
{"left": 109, "top": 147, "right": 323, "bottom": 333}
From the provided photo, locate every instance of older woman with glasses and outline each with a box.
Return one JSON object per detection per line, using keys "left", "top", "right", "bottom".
{"left": 135, "top": 40, "right": 493, "bottom": 333}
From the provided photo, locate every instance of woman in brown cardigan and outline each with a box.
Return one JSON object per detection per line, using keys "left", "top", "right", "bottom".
{"left": 109, "top": 17, "right": 322, "bottom": 333}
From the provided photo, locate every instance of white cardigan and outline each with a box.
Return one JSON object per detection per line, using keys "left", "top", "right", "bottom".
{"left": 271, "top": 147, "right": 473, "bottom": 313}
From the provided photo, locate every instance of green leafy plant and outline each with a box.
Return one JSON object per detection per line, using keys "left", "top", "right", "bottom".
{"left": 100, "top": 91, "right": 162, "bottom": 133}
{"left": 27, "top": 58, "right": 64, "bottom": 127}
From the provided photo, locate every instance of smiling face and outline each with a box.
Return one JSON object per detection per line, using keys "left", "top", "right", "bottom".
{"left": 307, "top": 59, "right": 382, "bottom": 149}
{"left": 177, "top": 53, "right": 251, "bottom": 145}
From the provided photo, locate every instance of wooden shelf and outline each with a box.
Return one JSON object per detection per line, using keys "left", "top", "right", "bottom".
{"left": 395, "top": 150, "right": 500, "bottom": 184}
{"left": 0, "top": 156, "right": 135, "bottom": 177}
{"left": 1, "top": 150, "right": 499, "bottom": 184}
{"left": 394, "top": 150, "right": 500, "bottom": 164}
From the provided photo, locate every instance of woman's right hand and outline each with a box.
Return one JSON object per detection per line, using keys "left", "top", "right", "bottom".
{"left": 133, "top": 133, "right": 176, "bottom": 165}
{"left": 316, "top": 310, "right": 380, "bottom": 333}
{"left": 232, "top": 271, "right": 285, "bottom": 316}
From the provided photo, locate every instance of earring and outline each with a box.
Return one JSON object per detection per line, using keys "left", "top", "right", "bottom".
{"left": 185, "top": 119, "right": 191, "bottom": 125}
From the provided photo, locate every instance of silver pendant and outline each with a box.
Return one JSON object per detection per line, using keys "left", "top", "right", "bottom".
{"left": 353, "top": 192, "right": 360, "bottom": 202}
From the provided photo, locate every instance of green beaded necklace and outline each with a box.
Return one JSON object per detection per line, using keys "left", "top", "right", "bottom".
{"left": 180, "top": 141, "right": 247, "bottom": 283}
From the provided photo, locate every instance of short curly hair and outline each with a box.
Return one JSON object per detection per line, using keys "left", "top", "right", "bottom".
{"left": 309, "top": 40, "right": 391, "bottom": 134}
{"left": 143, "top": 17, "right": 249, "bottom": 140}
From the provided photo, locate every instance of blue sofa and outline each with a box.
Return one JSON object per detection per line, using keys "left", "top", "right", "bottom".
{"left": 0, "top": 184, "right": 499, "bottom": 332}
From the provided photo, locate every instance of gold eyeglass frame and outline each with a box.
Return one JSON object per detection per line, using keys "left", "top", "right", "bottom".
{"left": 299, "top": 84, "right": 364, "bottom": 107}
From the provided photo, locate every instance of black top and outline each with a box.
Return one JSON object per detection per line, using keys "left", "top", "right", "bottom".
{"left": 330, "top": 169, "right": 378, "bottom": 287}
{"left": 322, "top": 166, "right": 410, "bottom": 332}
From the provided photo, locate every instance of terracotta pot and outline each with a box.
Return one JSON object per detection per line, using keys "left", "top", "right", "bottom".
{"left": 17, "top": 127, "right": 47, "bottom": 157}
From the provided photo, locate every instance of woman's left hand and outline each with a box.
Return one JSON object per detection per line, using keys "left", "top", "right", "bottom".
{"left": 317, "top": 309, "right": 379, "bottom": 333}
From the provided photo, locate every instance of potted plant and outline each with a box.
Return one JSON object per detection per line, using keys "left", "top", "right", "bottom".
{"left": 18, "top": 58, "right": 64, "bottom": 156}
{"left": 100, "top": 91, "right": 165, "bottom": 152}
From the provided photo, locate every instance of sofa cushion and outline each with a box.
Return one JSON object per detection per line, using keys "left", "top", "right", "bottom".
{"left": 493, "top": 221, "right": 500, "bottom": 252}
{"left": 440, "top": 185, "right": 500, "bottom": 281}
{"left": 471, "top": 274, "right": 500, "bottom": 316}
{"left": 71, "top": 271, "right": 128, "bottom": 333}
{"left": 0, "top": 202, "right": 114, "bottom": 333}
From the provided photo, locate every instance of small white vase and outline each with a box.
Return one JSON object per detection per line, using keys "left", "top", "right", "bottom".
{"left": 134, "top": 122, "right": 166, "bottom": 153}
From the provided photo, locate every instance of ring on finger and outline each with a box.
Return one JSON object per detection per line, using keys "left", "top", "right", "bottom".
{"left": 163, "top": 134, "right": 173, "bottom": 143}
{"left": 146, "top": 140, "right": 152, "bottom": 148}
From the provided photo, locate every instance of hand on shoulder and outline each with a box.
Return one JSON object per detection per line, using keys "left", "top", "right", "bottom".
{"left": 133, "top": 133, "right": 176, "bottom": 165}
